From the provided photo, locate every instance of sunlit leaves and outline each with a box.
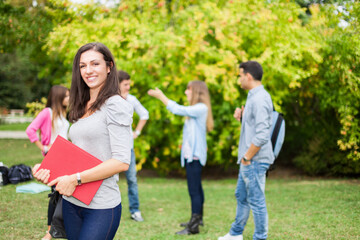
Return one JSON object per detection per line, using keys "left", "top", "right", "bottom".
{"left": 40, "top": 0, "right": 360, "bottom": 175}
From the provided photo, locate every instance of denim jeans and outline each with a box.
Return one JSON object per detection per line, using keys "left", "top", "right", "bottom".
{"left": 125, "top": 149, "right": 140, "bottom": 214}
{"left": 230, "top": 161, "right": 270, "bottom": 240}
{"left": 62, "top": 199, "right": 122, "bottom": 240}
{"left": 185, "top": 159, "right": 204, "bottom": 215}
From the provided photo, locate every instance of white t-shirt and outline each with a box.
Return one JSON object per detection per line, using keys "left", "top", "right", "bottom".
{"left": 49, "top": 109, "right": 70, "bottom": 144}
{"left": 126, "top": 94, "right": 149, "bottom": 149}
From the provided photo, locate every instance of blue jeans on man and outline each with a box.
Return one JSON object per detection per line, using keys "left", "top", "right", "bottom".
{"left": 125, "top": 149, "right": 140, "bottom": 214}
{"left": 230, "top": 161, "right": 270, "bottom": 240}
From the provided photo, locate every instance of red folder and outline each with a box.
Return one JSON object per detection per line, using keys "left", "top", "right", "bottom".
{"left": 39, "top": 136, "right": 103, "bottom": 205}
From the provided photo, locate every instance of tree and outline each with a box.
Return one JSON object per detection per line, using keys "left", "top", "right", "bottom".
{"left": 0, "top": 0, "right": 74, "bottom": 109}
{"left": 290, "top": 3, "right": 360, "bottom": 175}
{"left": 42, "top": 0, "right": 343, "bottom": 175}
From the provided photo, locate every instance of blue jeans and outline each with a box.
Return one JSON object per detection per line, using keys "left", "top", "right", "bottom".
{"left": 125, "top": 149, "right": 140, "bottom": 214}
{"left": 62, "top": 199, "right": 122, "bottom": 240}
{"left": 230, "top": 161, "right": 270, "bottom": 240}
{"left": 185, "top": 159, "right": 204, "bottom": 215}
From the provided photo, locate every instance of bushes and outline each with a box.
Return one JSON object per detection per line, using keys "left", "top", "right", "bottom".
{"left": 288, "top": 3, "right": 360, "bottom": 176}
{"left": 38, "top": 0, "right": 360, "bottom": 176}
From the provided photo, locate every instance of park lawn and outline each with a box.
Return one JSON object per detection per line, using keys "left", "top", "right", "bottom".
{"left": 0, "top": 122, "right": 30, "bottom": 131}
{"left": 0, "top": 139, "right": 359, "bottom": 240}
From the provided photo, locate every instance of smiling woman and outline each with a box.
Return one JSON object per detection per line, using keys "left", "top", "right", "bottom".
{"left": 69, "top": 43, "right": 118, "bottom": 122}
{"left": 79, "top": 50, "right": 110, "bottom": 95}
{"left": 32, "top": 42, "right": 133, "bottom": 240}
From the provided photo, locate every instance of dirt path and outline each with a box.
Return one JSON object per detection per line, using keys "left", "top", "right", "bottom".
{"left": 0, "top": 131, "right": 28, "bottom": 139}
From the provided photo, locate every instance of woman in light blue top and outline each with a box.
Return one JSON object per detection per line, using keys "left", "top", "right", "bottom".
{"left": 148, "top": 80, "right": 213, "bottom": 235}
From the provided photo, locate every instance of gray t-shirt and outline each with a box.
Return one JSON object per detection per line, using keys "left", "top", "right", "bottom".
{"left": 64, "top": 95, "right": 133, "bottom": 209}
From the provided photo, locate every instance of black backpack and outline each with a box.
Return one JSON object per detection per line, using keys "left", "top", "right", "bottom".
{"left": 270, "top": 110, "right": 285, "bottom": 159}
{"left": 0, "top": 165, "right": 10, "bottom": 185}
{"left": 267, "top": 103, "right": 286, "bottom": 176}
{"left": 8, "top": 164, "right": 33, "bottom": 184}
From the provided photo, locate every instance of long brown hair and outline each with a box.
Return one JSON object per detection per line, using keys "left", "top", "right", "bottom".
{"left": 188, "top": 81, "right": 214, "bottom": 132}
{"left": 69, "top": 42, "right": 119, "bottom": 122}
{"left": 45, "top": 85, "right": 69, "bottom": 128}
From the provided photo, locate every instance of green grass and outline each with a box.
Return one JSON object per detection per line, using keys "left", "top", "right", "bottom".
{"left": 0, "top": 139, "right": 359, "bottom": 240}
{"left": 0, "top": 122, "right": 30, "bottom": 131}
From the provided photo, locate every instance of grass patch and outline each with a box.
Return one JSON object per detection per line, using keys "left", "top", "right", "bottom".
{"left": 0, "top": 122, "right": 30, "bottom": 131}
{"left": 0, "top": 139, "right": 359, "bottom": 240}
{"left": 0, "top": 139, "right": 42, "bottom": 167}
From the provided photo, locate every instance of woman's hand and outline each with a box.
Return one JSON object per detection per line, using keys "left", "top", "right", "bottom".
{"left": 148, "top": 88, "right": 169, "bottom": 106}
{"left": 147, "top": 87, "right": 164, "bottom": 99}
{"left": 48, "top": 174, "right": 77, "bottom": 197}
{"left": 32, "top": 164, "right": 51, "bottom": 184}
{"left": 32, "top": 163, "right": 41, "bottom": 175}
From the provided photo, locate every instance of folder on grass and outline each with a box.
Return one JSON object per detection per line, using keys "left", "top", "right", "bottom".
{"left": 38, "top": 136, "right": 103, "bottom": 205}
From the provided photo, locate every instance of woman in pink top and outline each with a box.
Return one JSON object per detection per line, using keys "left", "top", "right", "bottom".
{"left": 26, "top": 85, "right": 70, "bottom": 240}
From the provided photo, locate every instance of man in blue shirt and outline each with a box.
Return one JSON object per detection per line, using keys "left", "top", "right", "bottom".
{"left": 219, "top": 61, "right": 274, "bottom": 240}
{"left": 117, "top": 70, "right": 149, "bottom": 222}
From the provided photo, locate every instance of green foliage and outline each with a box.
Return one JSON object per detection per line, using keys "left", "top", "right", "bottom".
{"left": 4, "top": 0, "right": 359, "bottom": 176}
{"left": 318, "top": 3, "right": 360, "bottom": 162}
{"left": 42, "top": 0, "right": 327, "bottom": 175}
{"left": 0, "top": 0, "right": 75, "bottom": 108}
{"left": 0, "top": 51, "right": 33, "bottom": 109}
{"left": 288, "top": 3, "right": 360, "bottom": 175}
{"left": 0, "top": 1, "right": 40, "bottom": 108}
{"left": 25, "top": 97, "right": 47, "bottom": 117}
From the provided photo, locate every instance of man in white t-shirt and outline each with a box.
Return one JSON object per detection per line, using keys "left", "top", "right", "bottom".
{"left": 117, "top": 70, "right": 149, "bottom": 222}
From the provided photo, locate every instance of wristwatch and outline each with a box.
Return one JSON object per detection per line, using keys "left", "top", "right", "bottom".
{"left": 76, "top": 172, "right": 82, "bottom": 185}
{"left": 243, "top": 156, "right": 250, "bottom": 162}
{"left": 135, "top": 130, "right": 141, "bottom": 136}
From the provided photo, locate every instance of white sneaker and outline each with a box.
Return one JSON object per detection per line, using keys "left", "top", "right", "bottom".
{"left": 218, "top": 232, "right": 243, "bottom": 240}
{"left": 131, "top": 211, "right": 144, "bottom": 222}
